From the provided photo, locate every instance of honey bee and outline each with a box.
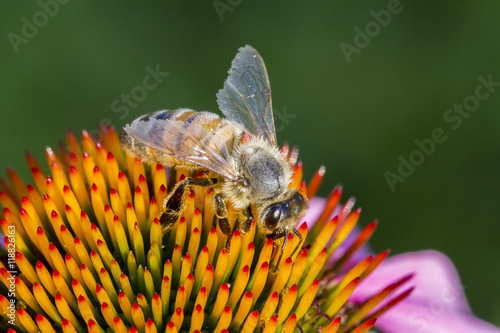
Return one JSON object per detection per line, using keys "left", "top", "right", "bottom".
{"left": 120, "top": 45, "right": 307, "bottom": 259}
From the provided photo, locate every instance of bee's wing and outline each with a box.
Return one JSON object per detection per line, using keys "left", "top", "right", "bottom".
{"left": 216, "top": 45, "right": 277, "bottom": 146}
{"left": 123, "top": 116, "right": 241, "bottom": 182}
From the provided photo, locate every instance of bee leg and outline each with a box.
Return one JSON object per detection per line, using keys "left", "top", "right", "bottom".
{"left": 240, "top": 206, "right": 254, "bottom": 234}
{"left": 159, "top": 177, "right": 218, "bottom": 234}
{"left": 290, "top": 227, "right": 303, "bottom": 258}
{"left": 268, "top": 229, "right": 287, "bottom": 273}
{"left": 214, "top": 193, "right": 232, "bottom": 247}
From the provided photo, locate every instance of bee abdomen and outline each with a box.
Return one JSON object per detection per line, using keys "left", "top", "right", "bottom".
{"left": 180, "top": 111, "right": 239, "bottom": 155}
{"left": 119, "top": 126, "right": 155, "bottom": 164}
{"left": 120, "top": 109, "right": 195, "bottom": 165}
{"left": 120, "top": 109, "right": 241, "bottom": 169}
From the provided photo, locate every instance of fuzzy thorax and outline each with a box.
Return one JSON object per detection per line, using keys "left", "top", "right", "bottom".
{"left": 222, "top": 136, "right": 293, "bottom": 210}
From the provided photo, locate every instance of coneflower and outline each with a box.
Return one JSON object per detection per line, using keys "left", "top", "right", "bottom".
{"left": 0, "top": 125, "right": 413, "bottom": 333}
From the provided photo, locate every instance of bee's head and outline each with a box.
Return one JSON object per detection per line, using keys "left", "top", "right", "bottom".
{"left": 257, "top": 189, "right": 308, "bottom": 236}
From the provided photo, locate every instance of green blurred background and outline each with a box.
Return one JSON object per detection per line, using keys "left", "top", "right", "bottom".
{"left": 1, "top": 0, "right": 499, "bottom": 327}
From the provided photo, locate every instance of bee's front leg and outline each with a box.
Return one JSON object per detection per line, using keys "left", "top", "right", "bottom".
{"left": 240, "top": 206, "right": 254, "bottom": 234}
{"left": 267, "top": 229, "right": 288, "bottom": 273}
{"left": 160, "top": 177, "right": 218, "bottom": 233}
{"left": 214, "top": 194, "right": 232, "bottom": 247}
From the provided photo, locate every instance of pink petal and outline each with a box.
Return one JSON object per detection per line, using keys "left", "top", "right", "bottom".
{"left": 352, "top": 250, "right": 500, "bottom": 333}
{"left": 299, "top": 196, "right": 330, "bottom": 227}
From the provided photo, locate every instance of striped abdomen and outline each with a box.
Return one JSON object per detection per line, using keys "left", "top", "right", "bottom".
{"left": 120, "top": 109, "right": 243, "bottom": 170}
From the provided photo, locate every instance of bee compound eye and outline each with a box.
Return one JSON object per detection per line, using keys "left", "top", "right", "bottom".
{"left": 293, "top": 192, "right": 304, "bottom": 202}
{"left": 263, "top": 205, "right": 282, "bottom": 230}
